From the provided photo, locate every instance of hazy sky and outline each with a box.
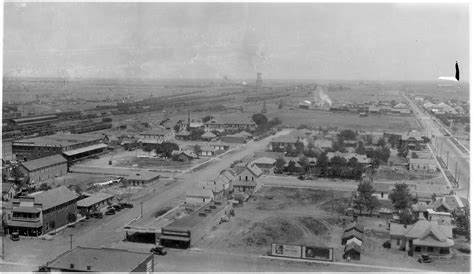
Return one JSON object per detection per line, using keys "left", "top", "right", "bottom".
{"left": 3, "top": 3, "right": 470, "bottom": 81}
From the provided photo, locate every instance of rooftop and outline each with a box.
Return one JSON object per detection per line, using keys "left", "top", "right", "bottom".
{"left": 186, "top": 187, "right": 214, "bottom": 198}
{"left": 77, "top": 192, "right": 115, "bottom": 208}
{"left": 2, "top": 182, "right": 14, "bottom": 193}
{"left": 164, "top": 201, "right": 226, "bottom": 231}
{"left": 205, "top": 117, "right": 255, "bottom": 125}
{"left": 13, "top": 133, "right": 104, "bottom": 147}
{"left": 251, "top": 157, "right": 277, "bottom": 165}
{"left": 29, "top": 186, "right": 79, "bottom": 211}
{"left": 127, "top": 171, "right": 160, "bottom": 181}
{"left": 45, "top": 246, "right": 152, "bottom": 272}
{"left": 63, "top": 143, "right": 108, "bottom": 156}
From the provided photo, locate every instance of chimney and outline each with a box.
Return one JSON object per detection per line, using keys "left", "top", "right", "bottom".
{"left": 70, "top": 264, "right": 74, "bottom": 269}
{"left": 87, "top": 266, "right": 91, "bottom": 271}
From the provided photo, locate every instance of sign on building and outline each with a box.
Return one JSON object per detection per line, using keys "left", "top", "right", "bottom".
{"left": 271, "top": 243, "right": 302, "bottom": 258}
{"left": 302, "top": 246, "right": 333, "bottom": 261}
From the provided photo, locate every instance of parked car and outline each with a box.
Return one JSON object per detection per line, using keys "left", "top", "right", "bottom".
{"left": 105, "top": 209, "right": 116, "bottom": 215}
{"left": 111, "top": 204, "right": 122, "bottom": 211}
{"left": 10, "top": 232, "right": 19, "bottom": 241}
{"left": 150, "top": 245, "right": 167, "bottom": 256}
{"left": 417, "top": 254, "right": 432, "bottom": 263}
{"left": 120, "top": 202, "right": 134, "bottom": 208}
{"left": 90, "top": 212, "right": 103, "bottom": 219}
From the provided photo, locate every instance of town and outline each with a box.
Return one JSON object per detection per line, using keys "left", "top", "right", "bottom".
{"left": 1, "top": 2, "right": 470, "bottom": 273}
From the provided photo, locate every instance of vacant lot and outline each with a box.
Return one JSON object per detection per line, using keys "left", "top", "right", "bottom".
{"left": 269, "top": 109, "right": 420, "bottom": 132}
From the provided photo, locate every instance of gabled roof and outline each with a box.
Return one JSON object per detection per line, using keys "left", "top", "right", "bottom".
{"left": 77, "top": 192, "right": 115, "bottom": 208}
{"left": 342, "top": 229, "right": 363, "bottom": 240}
{"left": 344, "top": 223, "right": 364, "bottom": 233}
{"left": 2, "top": 182, "right": 14, "bottom": 193}
{"left": 201, "top": 132, "right": 217, "bottom": 138}
{"left": 252, "top": 157, "right": 277, "bottom": 165}
{"left": 186, "top": 187, "right": 214, "bottom": 198}
{"left": 238, "top": 164, "right": 263, "bottom": 178}
{"left": 29, "top": 186, "right": 79, "bottom": 211}
{"left": 20, "top": 155, "right": 67, "bottom": 171}
{"left": 404, "top": 220, "right": 452, "bottom": 239}
{"left": 176, "top": 130, "right": 191, "bottom": 136}
{"left": 344, "top": 242, "right": 362, "bottom": 253}
{"left": 389, "top": 223, "right": 413, "bottom": 237}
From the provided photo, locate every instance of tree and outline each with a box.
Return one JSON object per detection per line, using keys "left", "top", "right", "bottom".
{"left": 355, "top": 181, "right": 378, "bottom": 215}
{"left": 387, "top": 135, "right": 399, "bottom": 149}
{"left": 454, "top": 207, "right": 470, "bottom": 237}
{"left": 189, "top": 129, "right": 205, "bottom": 140}
{"left": 252, "top": 113, "right": 268, "bottom": 126}
{"left": 355, "top": 141, "right": 366, "bottom": 155}
{"left": 298, "top": 155, "right": 309, "bottom": 171}
{"left": 295, "top": 141, "right": 305, "bottom": 156}
{"left": 411, "top": 152, "right": 419, "bottom": 159}
{"left": 389, "top": 183, "right": 412, "bottom": 210}
{"left": 202, "top": 115, "right": 213, "bottom": 123}
{"left": 367, "top": 196, "right": 381, "bottom": 216}
{"left": 362, "top": 134, "right": 373, "bottom": 145}
{"left": 38, "top": 183, "right": 52, "bottom": 191}
{"left": 268, "top": 117, "right": 282, "bottom": 127}
{"left": 376, "top": 138, "right": 386, "bottom": 147}
{"left": 275, "top": 158, "right": 286, "bottom": 172}
{"left": 399, "top": 208, "right": 415, "bottom": 225}
{"left": 397, "top": 143, "right": 408, "bottom": 158}
{"left": 193, "top": 144, "right": 201, "bottom": 158}
{"left": 286, "top": 160, "right": 298, "bottom": 174}
{"left": 73, "top": 185, "right": 83, "bottom": 195}
{"left": 339, "top": 129, "right": 357, "bottom": 140}
{"left": 67, "top": 212, "right": 77, "bottom": 223}
{"left": 297, "top": 124, "right": 309, "bottom": 130}
{"left": 173, "top": 124, "right": 181, "bottom": 132}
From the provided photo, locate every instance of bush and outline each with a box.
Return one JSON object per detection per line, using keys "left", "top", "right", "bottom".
{"left": 458, "top": 247, "right": 471, "bottom": 254}
{"left": 383, "top": 240, "right": 391, "bottom": 248}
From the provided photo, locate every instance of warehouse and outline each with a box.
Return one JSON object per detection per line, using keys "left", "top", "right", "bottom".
{"left": 77, "top": 192, "right": 115, "bottom": 215}
{"left": 13, "top": 133, "right": 107, "bottom": 162}
{"left": 44, "top": 246, "right": 154, "bottom": 272}
{"left": 18, "top": 155, "right": 68, "bottom": 184}
{"left": 126, "top": 171, "right": 160, "bottom": 186}
{"left": 9, "top": 114, "right": 59, "bottom": 130}
{"left": 160, "top": 201, "right": 232, "bottom": 249}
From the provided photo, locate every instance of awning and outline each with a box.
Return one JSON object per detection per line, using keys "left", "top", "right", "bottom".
{"left": 160, "top": 235, "right": 190, "bottom": 242}
{"left": 62, "top": 143, "right": 108, "bottom": 156}
{"left": 7, "top": 220, "right": 42, "bottom": 228}
{"left": 13, "top": 207, "right": 41, "bottom": 213}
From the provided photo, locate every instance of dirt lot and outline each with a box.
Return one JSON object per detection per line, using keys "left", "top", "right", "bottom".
{"left": 196, "top": 186, "right": 470, "bottom": 271}
{"left": 374, "top": 166, "right": 443, "bottom": 182}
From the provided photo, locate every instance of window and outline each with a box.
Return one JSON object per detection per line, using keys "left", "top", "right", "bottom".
{"left": 440, "top": 248, "right": 450, "bottom": 254}
{"left": 427, "top": 247, "right": 434, "bottom": 253}
{"left": 397, "top": 239, "right": 400, "bottom": 245}
{"left": 415, "top": 246, "right": 421, "bottom": 252}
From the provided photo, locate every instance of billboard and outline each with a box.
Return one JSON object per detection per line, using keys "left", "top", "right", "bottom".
{"left": 302, "top": 246, "right": 333, "bottom": 261}
{"left": 271, "top": 244, "right": 302, "bottom": 258}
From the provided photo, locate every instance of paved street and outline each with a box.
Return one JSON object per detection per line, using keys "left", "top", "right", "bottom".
{"left": 402, "top": 92, "right": 470, "bottom": 198}
{"left": 1, "top": 129, "right": 291, "bottom": 271}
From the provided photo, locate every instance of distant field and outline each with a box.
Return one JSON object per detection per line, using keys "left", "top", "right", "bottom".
{"left": 269, "top": 109, "right": 420, "bottom": 132}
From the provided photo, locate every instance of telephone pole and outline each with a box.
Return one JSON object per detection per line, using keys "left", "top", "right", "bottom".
{"left": 140, "top": 201, "right": 143, "bottom": 218}
{"left": 69, "top": 234, "right": 73, "bottom": 250}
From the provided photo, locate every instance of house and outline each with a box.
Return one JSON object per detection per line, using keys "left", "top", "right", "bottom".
{"left": 199, "top": 145, "right": 216, "bottom": 157}
{"left": 172, "top": 150, "right": 196, "bottom": 162}
{"left": 343, "top": 242, "right": 361, "bottom": 260}
{"left": 426, "top": 209, "right": 452, "bottom": 226}
{"left": 341, "top": 229, "right": 363, "bottom": 245}
{"left": 326, "top": 152, "right": 371, "bottom": 166}
{"left": 407, "top": 149, "right": 433, "bottom": 160}
{"left": 269, "top": 134, "right": 303, "bottom": 151}
{"left": 5, "top": 186, "right": 80, "bottom": 236}
{"left": 344, "top": 223, "right": 364, "bottom": 234}
{"left": 313, "top": 139, "right": 333, "bottom": 151}
{"left": 389, "top": 220, "right": 454, "bottom": 259}
{"left": 139, "top": 129, "right": 168, "bottom": 142}
{"left": 201, "top": 131, "right": 217, "bottom": 141}
{"left": 400, "top": 130, "right": 424, "bottom": 150}
{"left": 221, "top": 134, "right": 247, "bottom": 144}
{"left": 378, "top": 207, "right": 393, "bottom": 219}
{"left": 186, "top": 187, "right": 215, "bottom": 204}
{"left": 209, "top": 142, "right": 229, "bottom": 151}
{"left": 251, "top": 157, "right": 276, "bottom": 174}
{"left": 431, "top": 195, "right": 466, "bottom": 213}
{"left": 189, "top": 121, "right": 204, "bottom": 130}
{"left": 409, "top": 158, "right": 438, "bottom": 172}
{"left": 236, "top": 164, "right": 263, "bottom": 183}
{"left": 2, "top": 182, "right": 16, "bottom": 201}
{"left": 43, "top": 246, "right": 154, "bottom": 272}
{"left": 18, "top": 155, "right": 68, "bottom": 184}
{"left": 126, "top": 171, "right": 160, "bottom": 186}
{"left": 175, "top": 130, "right": 191, "bottom": 140}
{"left": 77, "top": 193, "right": 115, "bottom": 215}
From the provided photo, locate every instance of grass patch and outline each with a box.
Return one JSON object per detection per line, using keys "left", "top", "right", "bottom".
{"left": 243, "top": 216, "right": 304, "bottom": 246}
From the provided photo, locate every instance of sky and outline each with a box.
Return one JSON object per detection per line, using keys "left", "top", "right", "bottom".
{"left": 3, "top": 2, "right": 470, "bottom": 81}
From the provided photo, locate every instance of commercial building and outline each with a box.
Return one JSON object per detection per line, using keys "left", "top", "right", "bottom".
{"left": 77, "top": 192, "right": 115, "bottom": 215}
{"left": 160, "top": 200, "right": 232, "bottom": 249}
{"left": 204, "top": 117, "right": 256, "bottom": 133}
{"left": 5, "top": 186, "right": 80, "bottom": 236}
{"left": 18, "top": 155, "right": 67, "bottom": 184}
{"left": 43, "top": 246, "right": 154, "bottom": 272}
{"left": 409, "top": 158, "right": 439, "bottom": 172}
{"left": 126, "top": 171, "right": 160, "bottom": 186}
{"left": 12, "top": 133, "right": 107, "bottom": 162}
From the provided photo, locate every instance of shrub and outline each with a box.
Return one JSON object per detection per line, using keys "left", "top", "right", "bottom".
{"left": 382, "top": 240, "right": 391, "bottom": 248}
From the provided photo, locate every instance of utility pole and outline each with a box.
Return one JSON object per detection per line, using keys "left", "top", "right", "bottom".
{"left": 446, "top": 151, "right": 449, "bottom": 167}
{"left": 69, "top": 234, "right": 73, "bottom": 250}
{"left": 454, "top": 162, "right": 458, "bottom": 184}
{"left": 140, "top": 201, "right": 143, "bottom": 218}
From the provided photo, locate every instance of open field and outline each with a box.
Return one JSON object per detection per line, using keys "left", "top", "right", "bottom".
{"left": 268, "top": 109, "right": 420, "bottom": 132}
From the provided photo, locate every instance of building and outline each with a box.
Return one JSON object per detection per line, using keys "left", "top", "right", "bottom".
{"left": 9, "top": 114, "right": 59, "bottom": 130}
{"left": 172, "top": 150, "right": 196, "bottom": 162}
{"left": 175, "top": 130, "right": 191, "bottom": 140}
{"left": 160, "top": 200, "right": 232, "bottom": 249}
{"left": 77, "top": 192, "right": 115, "bottom": 215}
{"left": 343, "top": 242, "right": 361, "bottom": 260}
{"left": 431, "top": 195, "right": 466, "bottom": 213}
{"left": 209, "top": 142, "right": 229, "bottom": 151}
{"left": 344, "top": 223, "right": 364, "bottom": 234}
{"left": 204, "top": 117, "right": 256, "bottom": 133}
{"left": 326, "top": 152, "right": 371, "bottom": 166}
{"left": 18, "top": 155, "right": 68, "bottom": 184}
{"left": 409, "top": 158, "right": 438, "bottom": 172}
{"left": 126, "top": 171, "right": 160, "bottom": 186}
{"left": 341, "top": 229, "right": 363, "bottom": 245}
{"left": 2, "top": 183, "right": 16, "bottom": 201}
{"left": 5, "top": 186, "right": 80, "bottom": 236}
{"left": 221, "top": 134, "right": 247, "bottom": 144}
{"left": 13, "top": 133, "right": 107, "bottom": 162}
{"left": 233, "top": 164, "right": 263, "bottom": 193}
{"left": 426, "top": 209, "right": 452, "bottom": 226}
{"left": 198, "top": 145, "right": 216, "bottom": 157}
{"left": 185, "top": 187, "right": 215, "bottom": 204}
{"left": 389, "top": 220, "right": 454, "bottom": 259}
{"left": 201, "top": 131, "right": 217, "bottom": 141}
{"left": 269, "top": 134, "right": 303, "bottom": 151}
{"left": 400, "top": 130, "right": 424, "bottom": 150}
{"left": 139, "top": 129, "right": 168, "bottom": 143}
{"left": 251, "top": 157, "right": 276, "bottom": 174}
{"left": 43, "top": 246, "right": 154, "bottom": 272}
{"left": 313, "top": 139, "right": 333, "bottom": 151}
